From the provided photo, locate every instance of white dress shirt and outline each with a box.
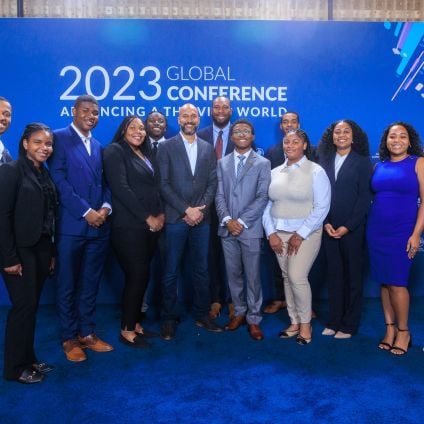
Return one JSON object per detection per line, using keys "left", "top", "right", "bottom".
{"left": 181, "top": 132, "right": 198, "bottom": 175}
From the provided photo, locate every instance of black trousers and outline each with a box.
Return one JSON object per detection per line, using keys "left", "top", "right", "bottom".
{"left": 2, "top": 236, "right": 52, "bottom": 380}
{"left": 323, "top": 226, "right": 365, "bottom": 335}
{"left": 111, "top": 227, "right": 158, "bottom": 331}
{"left": 208, "top": 205, "right": 229, "bottom": 304}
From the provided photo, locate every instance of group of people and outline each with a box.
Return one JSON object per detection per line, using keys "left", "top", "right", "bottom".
{"left": 0, "top": 93, "right": 423, "bottom": 386}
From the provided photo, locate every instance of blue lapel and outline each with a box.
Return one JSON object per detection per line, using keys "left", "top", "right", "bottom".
{"left": 69, "top": 127, "right": 100, "bottom": 178}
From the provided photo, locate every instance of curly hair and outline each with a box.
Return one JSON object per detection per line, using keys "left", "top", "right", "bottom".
{"left": 283, "top": 128, "right": 313, "bottom": 160}
{"left": 378, "top": 121, "right": 423, "bottom": 161}
{"left": 317, "top": 120, "right": 369, "bottom": 160}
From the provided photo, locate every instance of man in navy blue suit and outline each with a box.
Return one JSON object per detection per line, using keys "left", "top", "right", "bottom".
{"left": 197, "top": 96, "right": 234, "bottom": 320}
{"left": 157, "top": 103, "right": 222, "bottom": 340}
{"left": 0, "top": 96, "right": 12, "bottom": 165}
{"left": 49, "top": 95, "right": 113, "bottom": 362}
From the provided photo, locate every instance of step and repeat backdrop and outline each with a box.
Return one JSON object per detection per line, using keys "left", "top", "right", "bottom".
{"left": 0, "top": 18, "right": 423, "bottom": 303}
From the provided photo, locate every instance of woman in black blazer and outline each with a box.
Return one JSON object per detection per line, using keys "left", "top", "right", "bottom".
{"left": 103, "top": 115, "right": 164, "bottom": 347}
{"left": 317, "top": 120, "right": 372, "bottom": 339}
{"left": 0, "top": 123, "right": 57, "bottom": 384}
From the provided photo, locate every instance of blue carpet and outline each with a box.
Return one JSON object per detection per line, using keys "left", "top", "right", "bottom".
{"left": 1, "top": 298, "right": 424, "bottom": 423}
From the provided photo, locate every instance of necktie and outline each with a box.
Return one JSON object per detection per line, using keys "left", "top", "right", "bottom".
{"left": 215, "top": 130, "right": 223, "bottom": 160}
{"left": 236, "top": 155, "right": 245, "bottom": 177}
{"left": 152, "top": 141, "right": 158, "bottom": 157}
{"left": 84, "top": 138, "right": 91, "bottom": 156}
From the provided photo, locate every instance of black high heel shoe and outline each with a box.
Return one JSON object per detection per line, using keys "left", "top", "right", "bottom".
{"left": 378, "top": 322, "right": 396, "bottom": 351}
{"left": 390, "top": 328, "right": 412, "bottom": 356}
{"left": 296, "top": 324, "right": 312, "bottom": 345}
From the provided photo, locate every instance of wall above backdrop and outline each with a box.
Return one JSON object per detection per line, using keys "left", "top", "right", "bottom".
{"left": 1, "top": 0, "right": 423, "bottom": 21}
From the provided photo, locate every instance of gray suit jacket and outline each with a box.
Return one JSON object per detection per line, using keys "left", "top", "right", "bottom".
{"left": 157, "top": 133, "right": 217, "bottom": 224}
{"left": 215, "top": 150, "right": 270, "bottom": 239}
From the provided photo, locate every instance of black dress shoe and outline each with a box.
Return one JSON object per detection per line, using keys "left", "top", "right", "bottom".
{"left": 17, "top": 368, "right": 45, "bottom": 384}
{"left": 32, "top": 362, "right": 54, "bottom": 373}
{"left": 119, "top": 334, "right": 151, "bottom": 348}
{"left": 135, "top": 328, "right": 159, "bottom": 338}
{"left": 195, "top": 317, "right": 224, "bottom": 333}
{"left": 160, "top": 322, "right": 176, "bottom": 340}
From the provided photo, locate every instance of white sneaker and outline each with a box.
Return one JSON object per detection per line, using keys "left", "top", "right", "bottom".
{"left": 334, "top": 331, "right": 352, "bottom": 339}
{"left": 322, "top": 328, "right": 336, "bottom": 336}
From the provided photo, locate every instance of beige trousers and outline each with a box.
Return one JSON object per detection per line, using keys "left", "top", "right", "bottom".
{"left": 275, "top": 228, "right": 322, "bottom": 324}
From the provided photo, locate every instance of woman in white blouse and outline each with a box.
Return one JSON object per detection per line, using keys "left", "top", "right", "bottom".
{"left": 263, "top": 129, "right": 330, "bottom": 344}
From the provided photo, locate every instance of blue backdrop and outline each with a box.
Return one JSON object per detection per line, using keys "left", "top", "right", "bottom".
{"left": 0, "top": 19, "right": 423, "bottom": 304}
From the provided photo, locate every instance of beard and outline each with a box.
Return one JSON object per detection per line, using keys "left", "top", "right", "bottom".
{"left": 181, "top": 122, "right": 198, "bottom": 136}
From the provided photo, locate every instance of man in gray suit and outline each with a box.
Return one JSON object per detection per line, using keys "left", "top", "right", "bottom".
{"left": 157, "top": 103, "right": 222, "bottom": 340}
{"left": 0, "top": 97, "right": 12, "bottom": 165}
{"left": 215, "top": 119, "right": 271, "bottom": 340}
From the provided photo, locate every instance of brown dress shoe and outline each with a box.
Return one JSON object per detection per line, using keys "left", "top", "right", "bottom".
{"left": 228, "top": 303, "right": 236, "bottom": 320}
{"left": 225, "top": 315, "right": 246, "bottom": 331}
{"left": 63, "top": 339, "right": 87, "bottom": 362}
{"left": 78, "top": 334, "right": 114, "bottom": 352}
{"left": 248, "top": 324, "right": 264, "bottom": 341}
{"left": 263, "top": 300, "right": 287, "bottom": 314}
{"left": 209, "top": 302, "right": 222, "bottom": 320}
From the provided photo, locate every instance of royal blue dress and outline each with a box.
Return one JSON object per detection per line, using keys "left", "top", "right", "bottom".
{"left": 367, "top": 155, "right": 419, "bottom": 287}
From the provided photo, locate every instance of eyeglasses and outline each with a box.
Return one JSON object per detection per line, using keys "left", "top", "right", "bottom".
{"left": 233, "top": 129, "right": 252, "bottom": 136}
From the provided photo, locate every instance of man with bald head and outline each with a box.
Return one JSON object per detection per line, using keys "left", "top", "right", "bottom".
{"left": 197, "top": 96, "right": 234, "bottom": 319}
{"left": 0, "top": 97, "right": 12, "bottom": 165}
{"left": 157, "top": 103, "right": 221, "bottom": 340}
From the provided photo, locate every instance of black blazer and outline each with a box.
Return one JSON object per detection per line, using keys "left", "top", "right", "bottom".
{"left": 265, "top": 141, "right": 285, "bottom": 170}
{"left": 103, "top": 142, "right": 163, "bottom": 230}
{"left": 197, "top": 125, "right": 234, "bottom": 156}
{"left": 0, "top": 158, "right": 55, "bottom": 267}
{"left": 157, "top": 133, "right": 217, "bottom": 224}
{"left": 320, "top": 150, "right": 372, "bottom": 231}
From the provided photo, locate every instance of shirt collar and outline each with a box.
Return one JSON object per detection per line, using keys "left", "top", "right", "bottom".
{"left": 149, "top": 136, "right": 166, "bottom": 144}
{"left": 0, "top": 140, "right": 4, "bottom": 156}
{"left": 71, "top": 122, "right": 92, "bottom": 141}
{"left": 213, "top": 123, "right": 230, "bottom": 135}
{"left": 282, "top": 155, "right": 306, "bottom": 169}
{"left": 234, "top": 148, "right": 252, "bottom": 159}
{"left": 180, "top": 132, "right": 197, "bottom": 145}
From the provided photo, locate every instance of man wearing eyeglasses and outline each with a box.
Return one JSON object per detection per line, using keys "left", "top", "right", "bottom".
{"left": 215, "top": 119, "right": 271, "bottom": 341}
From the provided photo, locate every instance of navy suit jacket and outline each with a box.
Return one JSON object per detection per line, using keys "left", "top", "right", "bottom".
{"left": 265, "top": 141, "right": 285, "bottom": 170}
{"left": 157, "top": 133, "right": 217, "bottom": 224}
{"left": 320, "top": 150, "right": 372, "bottom": 231}
{"left": 48, "top": 125, "right": 110, "bottom": 237}
{"left": 197, "top": 125, "right": 234, "bottom": 157}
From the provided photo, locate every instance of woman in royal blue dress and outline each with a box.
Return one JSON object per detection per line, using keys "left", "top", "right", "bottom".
{"left": 367, "top": 122, "right": 424, "bottom": 355}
